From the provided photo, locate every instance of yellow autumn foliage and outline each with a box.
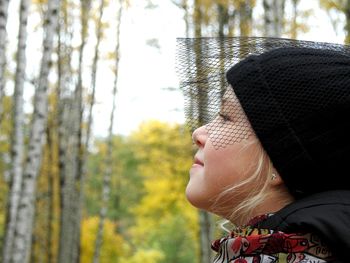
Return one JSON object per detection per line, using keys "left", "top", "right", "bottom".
{"left": 80, "top": 217, "right": 125, "bottom": 263}
{"left": 319, "top": 0, "right": 344, "bottom": 10}
{"left": 127, "top": 120, "right": 199, "bottom": 261}
{"left": 119, "top": 249, "right": 165, "bottom": 263}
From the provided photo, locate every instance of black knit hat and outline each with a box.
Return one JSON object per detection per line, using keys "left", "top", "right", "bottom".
{"left": 226, "top": 47, "right": 350, "bottom": 198}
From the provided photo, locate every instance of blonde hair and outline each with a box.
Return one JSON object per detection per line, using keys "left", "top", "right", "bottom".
{"left": 210, "top": 137, "right": 276, "bottom": 227}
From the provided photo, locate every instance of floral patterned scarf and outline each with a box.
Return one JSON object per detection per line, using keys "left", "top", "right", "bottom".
{"left": 211, "top": 215, "right": 335, "bottom": 263}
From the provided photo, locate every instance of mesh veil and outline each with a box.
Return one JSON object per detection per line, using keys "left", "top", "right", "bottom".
{"left": 176, "top": 37, "right": 350, "bottom": 150}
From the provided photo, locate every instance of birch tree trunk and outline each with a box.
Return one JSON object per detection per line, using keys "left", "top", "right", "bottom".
{"left": 2, "top": 0, "right": 29, "bottom": 261}
{"left": 0, "top": 0, "right": 9, "bottom": 119}
{"left": 344, "top": 0, "right": 350, "bottom": 44}
{"left": 194, "top": 0, "right": 202, "bottom": 39}
{"left": 237, "top": 1, "right": 254, "bottom": 61}
{"left": 57, "top": 97, "right": 77, "bottom": 263}
{"left": 217, "top": 4, "right": 229, "bottom": 37}
{"left": 75, "top": 0, "right": 102, "bottom": 257}
{"left": 263, "top": 0, "right": 285, "bottom": 37}
{"left": 92, "top": 2, "right": 123, "bottom": 262}
{"left": 183, "top": 0, "right": 190, "bottom": 38}
{"left": 46, "top": 124, "right": 55, "bottom": 263}
{"left": 194, "top": 2, "right": 214, "bottom": 263}
{"left": 56, "top": 1, "right": 77, "bottom": 261}
{"left": 71, "top": 1, "right": 92, "bottom": 262}
{"left": 10, "top": 0, "right": 59, "bottom": 262}
{"left": 290, "top": 0, "right": 299, "bottom": 39}
{"left": 217, "top": 4, "right": 230, "bottom": 94}
{"left": 57, "top": 43, "right": 79, "bottom": 263}
{"left": 238, "top": 1, "right": 253, "bottom": 36}
{"left": 173, "top": 0, "right": 190, "bottom": 37}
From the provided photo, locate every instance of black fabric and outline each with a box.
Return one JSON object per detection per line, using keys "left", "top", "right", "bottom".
{"left": 255, "top": 190, "right": 350, "bottom": 263}
{"left": 226, "top": 47, "right": 350, "bottom": 198}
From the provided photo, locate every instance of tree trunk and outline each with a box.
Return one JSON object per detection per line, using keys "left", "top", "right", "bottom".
{"left": 92, "top": 1, "right": 123, "bottom": 262}
{"left": 263, "top": 0, "right": 285, "bottom": 37}
{"left": 290, "top": 0, "right": 299, "bottom": 39}
{"left": 0, "top": 0, "right": 9, "bottom": 120}
{"left": 182, "top": 0, "right": 190, "bottom": 37}
{"left": 56, "top": 14, "right": 76, "bottom": 263}
{"left": 238, "top": 1, "right": 253, "bottom": 36}
{"left": 57, "top": 86, "right": 83, "bottom": 263}
{"left": 46, "top": 125, "right": 55, "bottom": 263}
{"left": 57, "top": 97, "right": 77, "bottom": 263}
{"left": 10, "top": 0, "right": 59, "bottom": 262}
{"left": 193, "top": 3, "right": 213, "bottom": 263}
{"left": 217, "top": 5, "right": 230, "bottom": 96}
{"left": 199, "top": 210, "right": 214, "bottom": 263}
{"left": 56, "top": 0, "right": 81, "bottom": 262}
{"left": 217, "top": 4, "right": 229, "bottom": 37}
{"left": 344, "top": 0, "right": 350, "bottom": 44}
{"left": 194, "top": 0, "right": 202, "bottom": 38}
{"left": 71, "top": 0, "right": 92, "bottom": 262}
{"left": 194, "top": 0, "right": 207, "bottom": 125}
{"left": 1, "top": 0, "right": 29, "bottom": 262}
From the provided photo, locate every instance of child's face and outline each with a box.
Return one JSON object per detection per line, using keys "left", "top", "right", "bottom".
{"left": 186, "top": 87, "right": 260, "bottom": 217}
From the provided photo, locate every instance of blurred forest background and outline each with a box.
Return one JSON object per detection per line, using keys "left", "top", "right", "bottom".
{"left": 0, "top": 0, "right": 349, "bottom": 263}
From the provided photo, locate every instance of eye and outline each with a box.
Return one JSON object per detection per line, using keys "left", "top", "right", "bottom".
{"left": 218, "top": 112, "right": 231, "bottom": 122}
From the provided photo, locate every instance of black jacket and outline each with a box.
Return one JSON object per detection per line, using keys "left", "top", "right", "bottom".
{"left": 256, "top": 190, "right": 350, "bottom": 263}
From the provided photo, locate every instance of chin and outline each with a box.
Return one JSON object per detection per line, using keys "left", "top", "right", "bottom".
{"left": 185, "top": 184, "right": 203, "bottom": 209}
{"left": 185, "top": 184, "right": 197, "bottom": 206}
{"left": 185, "top": 183, "right": 212, "bottom": 211}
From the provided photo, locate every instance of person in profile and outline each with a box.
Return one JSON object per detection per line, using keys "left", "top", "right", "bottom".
{"left": 177, "top": 37, "right": 350, "bottom": 263}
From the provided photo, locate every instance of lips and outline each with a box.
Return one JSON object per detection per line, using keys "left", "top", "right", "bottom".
{"left": 194, "top": 155, "right": 204, "bottom": 166}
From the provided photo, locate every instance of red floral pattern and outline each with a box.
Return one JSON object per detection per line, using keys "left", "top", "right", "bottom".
{"left": 211, "top": 216, "right": 334, "bottom": 263}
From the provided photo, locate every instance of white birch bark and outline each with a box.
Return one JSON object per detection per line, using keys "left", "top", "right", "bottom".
{"left": 1, "top": 0, "right": 29, "bottom": 262}
{"left": 10, "top": 0, "right": 59, "bottom": 262}
{"left": 183, "top": 0, "right": 189, "bottom": 38}
{"left": 92, "top": 2, "right": 123, "bottom": 262}
{"left": 0, "top": 0, "right": 9, "bottom": 120}
{"left": 263, "top": 0, "right": 286, "bottom": 37}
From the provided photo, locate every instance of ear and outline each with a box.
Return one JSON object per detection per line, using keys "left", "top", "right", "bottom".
{"left": 269, "top": 171, "right": 284, "bottom": 187}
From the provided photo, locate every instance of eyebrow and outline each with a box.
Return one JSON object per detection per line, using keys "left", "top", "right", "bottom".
{"left": 220, "top": 95, "right": 238, "bottom": 113}
{"left": 221, "top": 97, "right": 229, "bottom": 105}
{"left": 220, "top": 99, "right": 230, "bottom": 112}
{"left": 221, "top": 97, "right": 232, "bottom": 108}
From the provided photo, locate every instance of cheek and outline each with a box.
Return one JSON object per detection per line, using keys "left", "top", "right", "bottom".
{"left": 205, "top": 146, "right": 245, "bottom": 187}
{"left": 185, "top": 151, "right": 235, "bottom": 210}
{"left": 186, "top": 140, "right": 259, "bottom": 211}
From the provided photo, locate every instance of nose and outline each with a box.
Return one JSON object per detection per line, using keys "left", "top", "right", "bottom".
{"left": 192, "top": 125, "right": 207, "bottom": 148}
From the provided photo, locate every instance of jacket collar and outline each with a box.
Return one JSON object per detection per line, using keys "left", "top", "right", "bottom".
{"left": 256, "top": 190, "right": 350, "bottom": 262}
